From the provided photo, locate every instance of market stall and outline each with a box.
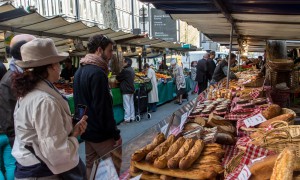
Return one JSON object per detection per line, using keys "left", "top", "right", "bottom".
{"left": 90, "top": 64, "right": 300, "bottom": 179}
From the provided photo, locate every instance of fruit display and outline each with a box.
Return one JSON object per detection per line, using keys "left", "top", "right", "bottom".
{"left": 156, "top": 73, "right": 171, "bottom": 79}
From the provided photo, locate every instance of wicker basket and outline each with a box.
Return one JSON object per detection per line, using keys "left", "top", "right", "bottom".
{"left": 224, "top": 152, "right": 244, "bottom": 177}
{"left": 240, "top": 108, "right": 296, "bottom": 132}
{"left": 267, "top": 59, "right": 294, "bottom": 71}
{"left": 261, "top": 128, "right": 300, "bottom": 157}
{"left": 244, "top": 78, "right": 265, "bottom": 87}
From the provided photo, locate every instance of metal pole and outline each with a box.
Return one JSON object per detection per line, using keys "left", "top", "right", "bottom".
{"left": 75, "top": 0, "right": 80, "bottom": 20}
{"left": 238, "top": 50, "right": 241, "bottom": 72}
{"left": 148, "top": 3, "right": 150, "bottom": 36}
{"left": 131, "top": 0, "right": 134, "bottom": 30}
{"left": 226, "top": 24, "right": 234, "bottom": 89}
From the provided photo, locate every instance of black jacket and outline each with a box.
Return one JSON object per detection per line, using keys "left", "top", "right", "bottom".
{"left": 212, "top": 60, "right": 228, "bottom": 82}
{"left": 0, "top": 70, "right": 16, "bottom": 146}
{"left": 73, "top": 64, "right": 120, "bottom": 143}
{"left": 60, "top": 66, "right": 77, "bottom": 81}
{"left": 116, "top": 66, "right": 135, "bottom": 94}
{"left": 195, "top": 59, "right": 208, "bottom": 83}
{"left": 207, "top": 58, "right": 216, "bottom": 81}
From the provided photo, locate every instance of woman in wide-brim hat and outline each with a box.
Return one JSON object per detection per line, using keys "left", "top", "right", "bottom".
{"left": 12, "top": 38, "right": 87, "bottom": 179}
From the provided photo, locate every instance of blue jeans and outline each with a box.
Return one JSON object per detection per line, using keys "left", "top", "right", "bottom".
{"left": 0, "top": 134, "right": 15, "bottom": 180}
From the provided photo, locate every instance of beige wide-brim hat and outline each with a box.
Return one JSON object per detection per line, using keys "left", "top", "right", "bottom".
{"left": 16, "top": 38, "right": 69, "bottom": 68}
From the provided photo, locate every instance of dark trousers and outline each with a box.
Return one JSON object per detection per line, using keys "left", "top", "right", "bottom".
{"left": 198, "top": 81, "right": 207, "bottom": 94}
{"left": 149, "top": 103, "right": 157, "bottom": 112}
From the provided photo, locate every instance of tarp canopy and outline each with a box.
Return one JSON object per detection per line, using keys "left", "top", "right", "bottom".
{"left": 0, "top": 2, "right": 196, "bottom": 54}
{"left": 140, "top": 0, "right": 300, "bottom": 52}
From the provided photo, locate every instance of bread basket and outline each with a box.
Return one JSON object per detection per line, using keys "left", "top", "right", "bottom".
{"left": 239, "top": 108, "right": 296, "bottom": 133}
{"left": 267, "top": 59, "right": 294, "bottom": 71}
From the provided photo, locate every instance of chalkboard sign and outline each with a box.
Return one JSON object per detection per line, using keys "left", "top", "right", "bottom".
{"left": 151, "top": 8, "right": 177, "bottom": 42}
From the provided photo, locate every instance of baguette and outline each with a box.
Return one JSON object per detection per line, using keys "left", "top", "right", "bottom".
{"left": 132, "top": 133, "right": 165, "bottom": 161}
{"left": 196, "top": 155, "right": 221, "bottom": 162}
{"left": 167, "top": 139, "right": 195, "bottom": 169}
{"left": 293, "top": 157, "right": 300, "bottom": 171}
{"left": 258, "top": 114, "right": 294, "bottom": 128}
{"left": 160, "top": 175, "right": 174, "bottom": 180}
{"left": 191, "top": 164, "right": 224, "bottom": 174}
{"left": 205, "top": 143, "right": 223, "bottom": 149}
{"left": 249, "top": 154, "right": 278, "bottom": 180}
{"left": 133, "top": 161, "right": 217, "bottom": 180}
{"left": 154, "top": 137, "right": 185, "bottom": 169}
{"left": 146, "top": 135, "right": 176, "bottom": 163}
{"left": 179, "top": 140, "right": 204, "bottom": 169}
{"left": 270, "top": 148, "right": 295, "bottom": 180}
{"left": 262, "top": 104, "right": 281, "bottom": 120}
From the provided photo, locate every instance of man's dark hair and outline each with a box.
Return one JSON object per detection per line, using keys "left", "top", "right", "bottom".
{"left": 124, "top": 57, "right": 132, "bottom": 67}
{"left": 10, "top": 40, "right": 27, "bottom": 60}
{"left": 226, "top": 53, "right": 236, "bottom": 60}
{"left": 210, "top": 51, "right": 216, "bottom": 55}
{"left": 65, "top": 57, "right": 72, "bottom": 63}
{"left": 144, "top": 63, "right": 150, "bottom": 69}
{"left": 87, "top": 34, "right": 114, "bottom": 53}
{"left": 258, "top": 56, "right": 263, "bottom": 59}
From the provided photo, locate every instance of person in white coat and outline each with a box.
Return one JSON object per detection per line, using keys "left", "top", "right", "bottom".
{"left": 144, "top": 63, "right": 159, "bottom": 112}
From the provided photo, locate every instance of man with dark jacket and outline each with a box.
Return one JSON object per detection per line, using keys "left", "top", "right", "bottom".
{"left": 116, "top": 57, "right": 135, "bottom": 123}
{"left": 0, "top": 61, "right": 6, "bottom": 80}
{"left": 212, "top": 53, "right": 238, "bottom": 83}
{"left": 207, "top": 51, "right": 216, "bottom": 81}
{"left": 196, "top": 53, "right": 209, "bottom": 94}
{"left": 0, "top": 34, "right": 35, "bottom": 180}
{"left": 73, "top": 34, "right": 121, "bottom": 179}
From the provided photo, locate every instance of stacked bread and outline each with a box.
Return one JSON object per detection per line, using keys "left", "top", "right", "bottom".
{"left": 130, "top": 133, "right": 224, "bottom": 180}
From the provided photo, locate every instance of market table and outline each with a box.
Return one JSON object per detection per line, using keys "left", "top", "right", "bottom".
{"left": 67, "top": 77, "right": 192, "bottom": 124}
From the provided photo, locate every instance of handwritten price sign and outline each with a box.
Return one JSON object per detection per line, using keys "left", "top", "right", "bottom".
{"left": 237, "top": 165, "right": 251, "bottom": 180}
{"left": 244, "top": 113, "right": 266, "bottom": 128}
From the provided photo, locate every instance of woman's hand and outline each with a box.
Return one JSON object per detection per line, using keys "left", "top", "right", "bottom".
{"left": 72, "top": 115, "right": 88, "bottom": 137}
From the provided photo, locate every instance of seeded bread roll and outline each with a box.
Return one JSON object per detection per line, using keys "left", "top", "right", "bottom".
{"left": 132, "top": 133, "right": 165, "bottom": 161}
{"left": 154, "top": 137, "right": 185, "bottom": 169}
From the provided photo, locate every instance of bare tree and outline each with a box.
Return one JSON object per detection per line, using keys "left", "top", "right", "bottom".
{"left": 101, "top": 0, "right": 119, "bottom": 31}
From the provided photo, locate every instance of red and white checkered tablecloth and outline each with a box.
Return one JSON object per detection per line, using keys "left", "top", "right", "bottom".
{"left": 222, "top": 145, "right": 241, "bottom": 167}
{"left": 249, "top": 88, "right": 261, "bottom": 99}
{"left": 225, "top": 144, "right": 274, "bottom": 180}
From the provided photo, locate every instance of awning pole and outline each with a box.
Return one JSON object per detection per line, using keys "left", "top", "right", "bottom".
{"left": 226, "top": 24, "right": 234, "bottom": 89}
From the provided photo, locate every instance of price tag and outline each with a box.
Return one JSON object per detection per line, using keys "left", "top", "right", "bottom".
{"left": 244, "top": 113, "right": 267, "bottom": 128}
{"left": 160, "top": 123, "right": 169, "bottom": 135}
{"left": 251, "top": 156, "right": 266, "bottom": 164}
{"left": 95, "top": 157, "right": 119, "bottom": 180}
{"left": 179, "top": 112, "right": 188, "bottom": 130}
{"left": 237, "top": 165, "right": 251, "bottom": 180}
{"left": 130, "top": 174, "right": 142, "bottom": 180}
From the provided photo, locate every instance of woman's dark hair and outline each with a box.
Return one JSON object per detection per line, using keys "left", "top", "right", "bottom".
{"left": 143, "top": 63, "right": 150, "bottom": 69}
{"left": 87, "top": 34, "right": 114, "bottom": 53}
{"left": 124, "top": 57, "right": 132, "bottom": 67}
{"left": 10, "top": 40, "right": 27, "bottom": 60}
{"left": 13, "top": 65, "right": 50, "bottom": 98}
{"left": 226, "top": 53, "right": 237, "bottom": 60}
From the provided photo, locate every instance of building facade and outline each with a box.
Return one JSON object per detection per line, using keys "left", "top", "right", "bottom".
{"left": 12, "top": 0, "right": 143, "bottom": 32}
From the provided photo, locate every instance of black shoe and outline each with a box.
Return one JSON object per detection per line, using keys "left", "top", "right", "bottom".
{"left": 174, "top": 101, "right": 179, "bottom": 104}
{"left": 179, "top": 102, "right": 182, "bottom": 105}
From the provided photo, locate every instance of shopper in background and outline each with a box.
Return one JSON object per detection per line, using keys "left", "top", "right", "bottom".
{"left": 60, "top": 57, "right": 77, "bottom": 82}
{"left": 12, "top": 38, "right": 87, "bottom": 179}
{"left": 207, "top": 51, "right": 216, "bottom": 82}
{"left": 0, "top": 34, "right": 35, "bottom": 180}
{"left": 144, "top": 63, "right": 159, "bottom": 112}
{"left": 190, "top": 61, "right": 197, "bottom": 94}
{"left": 116, "top": 57, "right": 135, "bottom": 123}
{"left": 196, "top": 53, "right": 209, "bottom": 94}
{"left": 159, "top": 61, "right": 168, "bottom": 70}
{"left": 0, "top": 61, "right": 6, "bottom": 80}
{"left": 171, "top": 60, "right": 186, "bottom": 105}
{"left": 73, "top": 34, "right": 121, "bottom": 179}
{"left": 212, "top": 53, "right": 238, "bottom": 83}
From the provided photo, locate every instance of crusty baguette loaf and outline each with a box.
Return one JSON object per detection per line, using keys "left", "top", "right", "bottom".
{"left": 262, "top": 104, "right": 281, "bottom": 120}
{"left": 208, "top": 114, "right": 236, "bottom": 134}
{"left": 140, "top": 172, "right": 160, "bottom": 180}
{"left": 258, "top": 114, "right": 294, "bottom": 128}
{"left": 160, "top": 175, "right": 174, "bottom": 180}
{"left": 293, "top": 157, "right": 300, "bottom": 171}
{"left": 132, "top": 133, "right": 165, "bottom": 161}
{"left": 179, "top": 140, "right": 204, "bottom": 169}
{"left": 215, "top": 132, "right": 236, "bottom": 145}
{"left": 146, "top": 135, "right": 176, "bottom": 163}
{"left": 249, "top": 154, "right": 278, "bottom": 180}
{"left": 133, "top": 161, "right": 217, "bottom": 180}
{"left": 167, "top": 139, "right": 195, "bottom": 169}
{"left": 154, "top": 137, "right": 185, "bottom": 169}
{"left": 205, "top": 143, "right": 223, "bottom": 149}
{"left": 270, "top": 148, "right": 295, "bottom": 180}
{"left": 191, "top": 164, "right": 224, "bottom": 174}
